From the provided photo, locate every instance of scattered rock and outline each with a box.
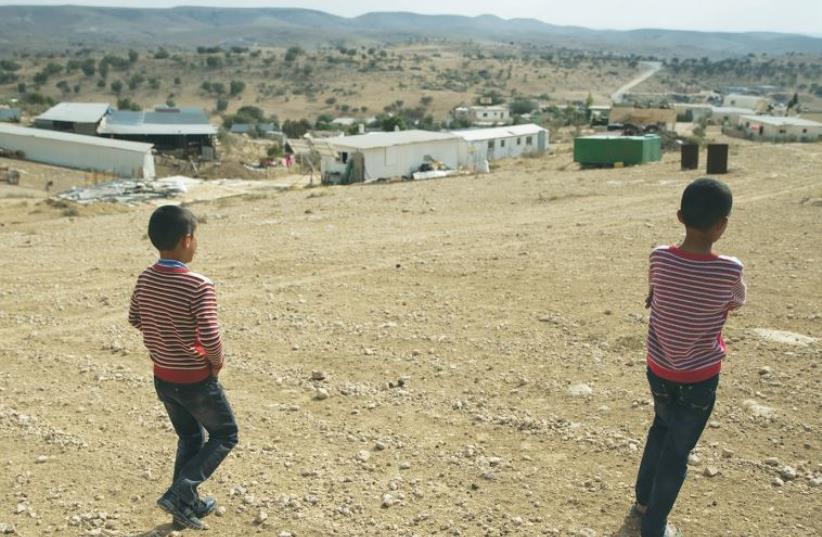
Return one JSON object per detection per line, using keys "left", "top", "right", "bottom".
{"left": 381, "top": 493, "right": 396, "bottom": 508}
{"left": 214, "top": 506, "right": 226, "bottom": 517}
{"left": 314, "top": 388, "right": 330, "bottom": 401}
{"left": 779, "top": 466, "right": 797, "bottom": 481}
{"left": 687, "top": 454, "right": 702, "bottom": 466}
{"left": 254, "top": 509, "right": 268, "bottom": 525}
{"left": 752, "top": 328, "right": 817, "bottom": 346}
{"left": 764, "top": 457, "right": 780, "bottom": 467}
{"left": 743, "top": 399, "right": 776, "bottom": 419}
{"left": 772, "top": 477, "right": 784, "bottom": 487}
{"left": 721, "top": 448, "right": 734, "bottom": 459}
{"left": 0, "top": 523, "right": 15, "bottom": 534}
{"left": 704, "top": 466, "right": 719, "bottom": 477}
{"left": 356, "top": 450, "right": 371, "bottom": 463}
{"left": 311, "top": 370, "right": 326, "bottom": 381}
{"left": 568, "top": 384, "right": 593, "bottom": 397}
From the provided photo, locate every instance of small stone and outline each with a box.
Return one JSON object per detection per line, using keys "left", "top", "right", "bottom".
{"left": 381, "top": 493, "right": 395, "bottom": 508}
{"left": 687, "top": 454, "right": 701, "bottom": 466}
{"left": 278, "top": 532, "right": 293, "bottom": 537}
{"left": 214, "top": 506, "right": 226, "bottom": 517}
{"left": 758, "top": 366, "right": 772, "bottom": 376}
{"left": 254, "top": 510, "right": 268, "bottom": 525}
{"left": 721, "top": 448, "right": 734, "bottom": 459}
{"left": 0, "top": 523, "right": 15, "bottom": 534}
{"left": 35, "top": 455, "right": 48, "bottom": 464}
{"left": 314, "top": 388, "right": 329, "bottom": 401}
{"left": 356, "top": 450, "right": 370, "bottom": 463}
{"left": 399, "top": 461, "right": 411, "bottom": 470}
{"left": 779, "top": 466, "right": 797, "bottom": 481}
{"left": 708, "top": 420, "right": 720, "bottom": 429}
{"left": 772, "top": 477, "right": 784, "bottom": 487}
{"left": 242, "top": 494, "right": 256, "bottom": 505}
{"left": 704, "top": 466, "right": 719, "bottom": 477}
{"left": 311, "top": 370, "right": 326, "bottom": 381}
{"left": 764, "top": 457, "right": 780, "bottom": 466}
{"left": 568, "top": 384, "right": 593, "bottom": 397}
{"left": 488, "top": 457, "right": 502, "bottom": 467}
{"left": 374, "top": 441, "right": 386, "bottom": 451}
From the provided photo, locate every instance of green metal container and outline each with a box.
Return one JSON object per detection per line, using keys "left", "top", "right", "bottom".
{"left": 573, "top": 134, "right": 662, "bottom": 166}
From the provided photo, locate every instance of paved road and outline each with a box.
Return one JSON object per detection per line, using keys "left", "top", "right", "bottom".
{"left": 610, "top": 61, "right": 663, "bottom": 103}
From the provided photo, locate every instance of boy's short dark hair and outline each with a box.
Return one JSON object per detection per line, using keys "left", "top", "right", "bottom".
{"left": 148, "top": 205, "right": 197, "bottom": 251}
{"left": 680, "top": 177, "right": 733, "bottom": 231}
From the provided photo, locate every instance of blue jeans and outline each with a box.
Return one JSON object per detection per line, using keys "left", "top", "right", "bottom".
{"left": 635, "top": 368, "right": 718, "bottom": 537}
{"left": 154, "top": 376, "right": 239, "bottom": 505}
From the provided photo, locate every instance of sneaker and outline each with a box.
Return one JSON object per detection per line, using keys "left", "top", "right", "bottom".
{"left": 193, "top": 496, "right": 217, "bottom": 518}
{"left": 157, "top": 493, "right": 206, "bottom": 531}
{"left": 172, "top": 496, "right": 217, "bottom": 530}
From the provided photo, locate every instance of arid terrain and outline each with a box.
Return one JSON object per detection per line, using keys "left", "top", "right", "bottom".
{"left": 0, "top": 133, "right": 820, "bottom": 537}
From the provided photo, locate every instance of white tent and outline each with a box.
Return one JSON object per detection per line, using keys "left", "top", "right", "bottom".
{"left": 0, "top": 123, "right": 154, "bottom": 179}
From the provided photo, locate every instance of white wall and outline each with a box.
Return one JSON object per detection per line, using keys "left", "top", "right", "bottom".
{"left": 0, "top": 132, "right": 153, "bottom": 179}
{"left": 358, "top": 140, "right": 461, "bottom": 180}
{"left": 457, "top": 131, "right": 547, "bottom": 168}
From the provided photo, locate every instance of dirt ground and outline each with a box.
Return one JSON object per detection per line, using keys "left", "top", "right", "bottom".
{"left": 0, "top": 136, "right": 820, "bottom": 537}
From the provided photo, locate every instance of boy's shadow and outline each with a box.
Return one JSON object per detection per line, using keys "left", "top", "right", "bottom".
{"left": 126, "top": 522, "right": 177, "bottom": 537}
{"left": 608, "top": 511, "right": 640, "bottom": 537}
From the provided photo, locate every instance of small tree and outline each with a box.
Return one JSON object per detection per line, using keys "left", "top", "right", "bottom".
{"left": 216, "top": 98, "right": 228, "bottom": 112}
{"left": 117, "top": 97, "right": 141, "bottom": 111}
{"left": 111, "top": 80, "right": 124, "bottom": 95}
{"left": 81, "top": 58, "right": 96, "bottom": 77}
{"left": 282, "top": 118, "right": 312, "bottom": 138}
{"left": 206, "top": 56, "right": 223, "bottom": 69}
{"left": 381, "top": 115, "right": 406, "bottom": 132}
{"left": 229, "top": 80, "right": 246, "bottom": 96}
{"left": 128, "top": 49, "right": 139, "bottom": 64}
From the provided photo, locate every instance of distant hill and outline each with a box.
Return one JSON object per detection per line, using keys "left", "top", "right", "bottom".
{"left": 1, "top": 6, "right": 821, "bottom": 58}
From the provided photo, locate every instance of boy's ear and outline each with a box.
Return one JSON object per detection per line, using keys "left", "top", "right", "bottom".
{"left": 676, "top": 210, "right": 685, "bottom": 224}
{"left": 179, "top": 234, "right": 192, "bottom": 249}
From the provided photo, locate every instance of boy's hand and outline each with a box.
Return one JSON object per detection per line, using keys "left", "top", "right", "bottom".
{"left": 645, "top": 289, "right": 654, "bottom": 308}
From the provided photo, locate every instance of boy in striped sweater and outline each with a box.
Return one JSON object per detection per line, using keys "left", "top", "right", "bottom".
{"left": 632, "top": 178, "right": 746, "bottom": 537}
{"left": 129, "top": 205, "right": 238, "bottom": 530}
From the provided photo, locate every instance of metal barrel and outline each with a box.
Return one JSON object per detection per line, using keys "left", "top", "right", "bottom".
{"left": 706, "top": 143, "right": 729, "bottom": 174}
{"left": 680, "top": 144, "right": 699, "bottom": 170}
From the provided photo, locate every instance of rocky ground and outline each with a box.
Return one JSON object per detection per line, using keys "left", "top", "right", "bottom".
{"left": 0, "top": 136, "right": 820, "bottom": 537}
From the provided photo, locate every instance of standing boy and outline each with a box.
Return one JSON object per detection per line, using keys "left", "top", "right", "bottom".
{"left": 129, "top": 205, "right": 238, "bottom": 530}
{"left": 633, "top": 178, "right": 746, "bottom": 537}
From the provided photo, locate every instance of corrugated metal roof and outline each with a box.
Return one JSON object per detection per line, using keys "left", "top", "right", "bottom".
{"left": 326, "top": 130, "right": 459, "bottom": 150}
{"left": 35, "top": 102, "right": 112, "bottom": 124}
{"left": 0, "top": 123, "right": 153, "bottom": 152}
{"left": 98, "top": 108, "right": 217, "bottom": 136}
{"left": 452, "top": 124, "right": 546, "bottom": 142}
{"left": 711, "top": 106, "right": 756, "bottom": 114}
{"left": 740, "top": 115, "right": 822, "bottom": 127}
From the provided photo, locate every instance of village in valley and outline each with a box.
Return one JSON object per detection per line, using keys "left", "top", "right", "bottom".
{"left": 0, "top": 5, "right": 821, "bottom": 537}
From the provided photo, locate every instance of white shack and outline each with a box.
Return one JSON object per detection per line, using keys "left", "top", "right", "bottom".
{"left": 722, "top": 94, "right": 769, "bottom": 112}
{"left": 321, "top": 130, "right": 461, "bottom": 182}
{"left": 453, "top": 106, "right": 512, "bottom": 127}
{"left": 453, "top": 124, "right": 548, "bottom": 169}
{"left": 34, "top": 102, "right": 112, "bottom": 136}
{"left": 0, "top": 123, "right": 155, "bottom": 179}
{"left": 739, "top": 115, "right": 822, "bottom": 142}
{"left": 709, "top": 106, "right": 756, "bottom": 126}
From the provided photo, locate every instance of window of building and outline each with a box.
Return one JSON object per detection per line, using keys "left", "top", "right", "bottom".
{"left": 339, "top": 152, "right": 349, "bottom": 163}
{"left": 517, "top": 137, "right": 522, "bottom": 145}
{"left": 500, "top": 139, "right": 506, "bottom": 147}
{"left": 488, "top": 140, "right": 494, "bottom": 150}
{"left": 526, "top": 136, "right": 533, "bottom": 145}
{"left": 483, "top": 112, "right": 488, "bottom": 118}
{"left": 803, "top": 128, "right": 808, "bottom": 133}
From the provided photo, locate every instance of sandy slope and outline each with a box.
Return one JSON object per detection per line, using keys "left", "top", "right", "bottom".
{"left": 0, "top": 137, "right": 820, "bottom": 537}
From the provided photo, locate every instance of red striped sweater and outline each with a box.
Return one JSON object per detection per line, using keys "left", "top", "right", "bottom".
{"left": 647, "top": 245, "right": 746, "bottom": 383}
{"left": 128, "top": 262, "right": 224, "bottom": 383}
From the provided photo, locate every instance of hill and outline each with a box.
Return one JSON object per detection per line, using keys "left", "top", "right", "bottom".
{"left": 1, "top": 6, "right": 821, "bottom": 58}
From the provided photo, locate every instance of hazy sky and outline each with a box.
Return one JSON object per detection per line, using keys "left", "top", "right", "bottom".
{"left": 1, "top": 0, "right": 820, "bottom": 36}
